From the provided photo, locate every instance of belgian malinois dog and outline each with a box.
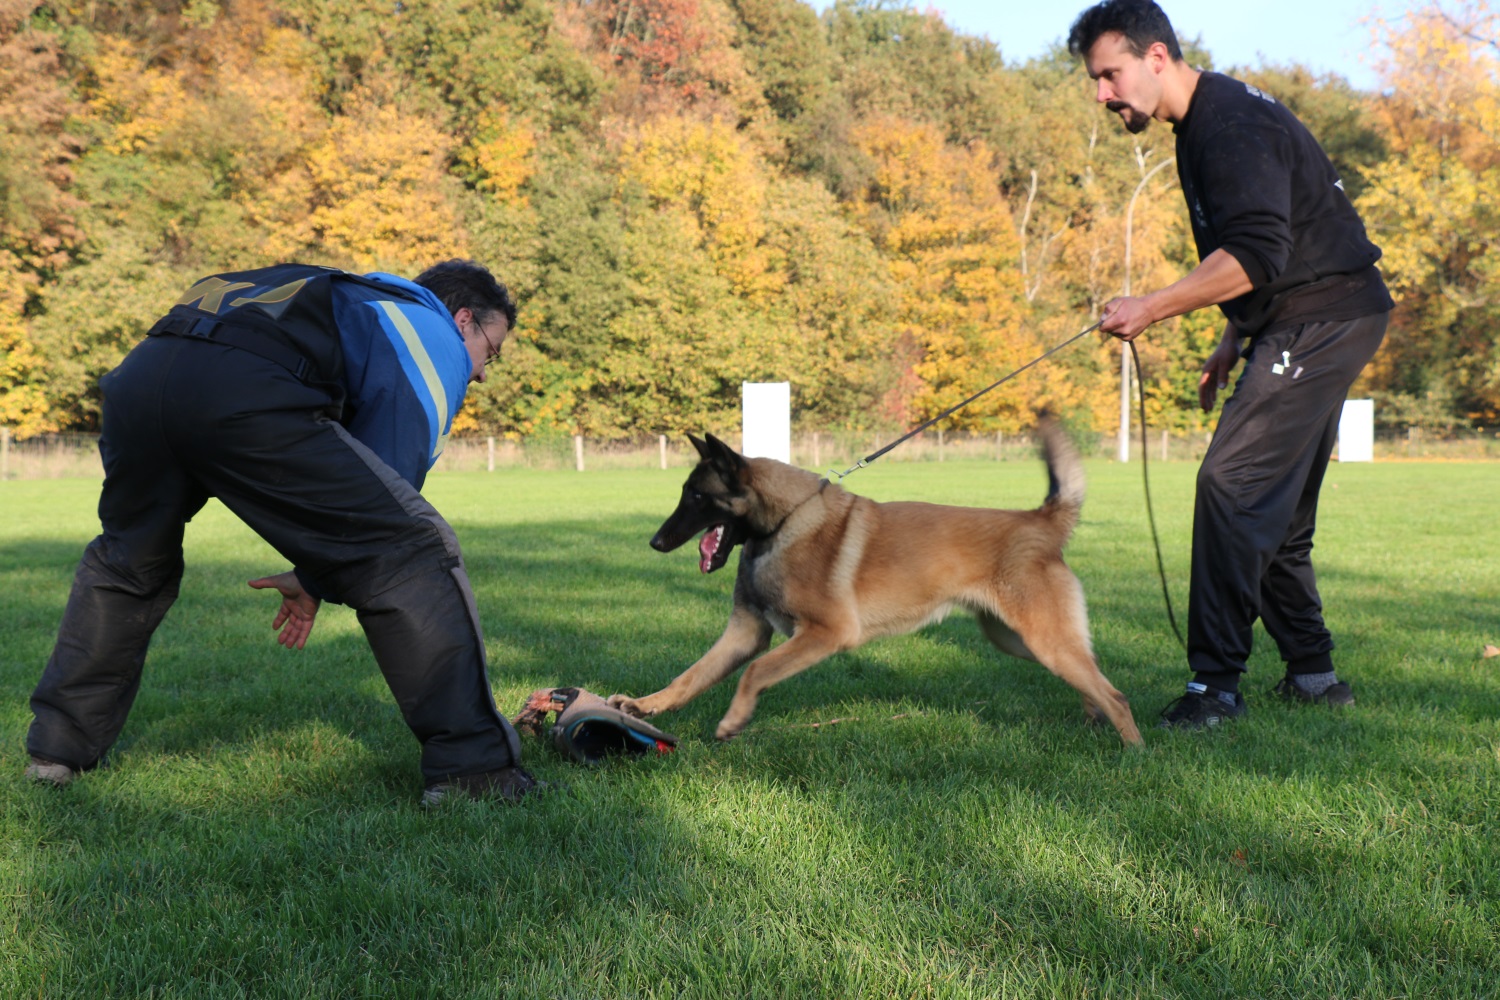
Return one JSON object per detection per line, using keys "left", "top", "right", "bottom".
{"left": 610, "top": 421, "right": 1143, "bottom": 746}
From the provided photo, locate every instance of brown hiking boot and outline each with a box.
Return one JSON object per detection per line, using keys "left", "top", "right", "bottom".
{"left": 420, "top": 766, "right": 545, "bottom": 807}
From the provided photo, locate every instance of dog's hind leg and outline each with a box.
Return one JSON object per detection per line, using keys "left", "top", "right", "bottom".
{"left": 613, "top": 605, "right": 774, "bottom": 719}
{"left": 714, "top": 623, "right": 851, "bottom": 740}
{"left": 977, "top": 571, "right": 1143, "bottom": 747}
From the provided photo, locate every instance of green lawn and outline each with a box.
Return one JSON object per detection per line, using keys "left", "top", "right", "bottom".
{"left": 3, "top": 458, "right": 1497, "bottom": 998}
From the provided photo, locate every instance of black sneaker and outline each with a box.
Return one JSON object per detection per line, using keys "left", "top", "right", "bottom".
{"left": 1158, "top": 683, "right": 1247, "bottom": 730}
{"left": 1272, "top": 677, "right": 1355, "bottom": 707}
{"left": 421, "top": 766, "right": 546, "bottom": 807}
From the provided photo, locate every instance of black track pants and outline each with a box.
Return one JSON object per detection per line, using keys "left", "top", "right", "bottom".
{"left": 1187, "top": 313, "right": 1388, "bottom": 678}
{"left": 27, "top": 335, "right": 521, "bottom": 782}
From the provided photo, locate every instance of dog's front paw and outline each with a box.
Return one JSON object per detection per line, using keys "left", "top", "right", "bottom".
{"left": 714, "top": 719, "right": 744, "bottom": 741}
{"left": 606, "top": 694, "right": 652, "bottom": 718}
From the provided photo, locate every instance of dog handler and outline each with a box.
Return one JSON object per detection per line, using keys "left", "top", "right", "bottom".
{"left": 24, "top": 260, "right": 542, "bottom": 804}
{"left": 1067, "top": 1, "right": 1393, "bottom": 728}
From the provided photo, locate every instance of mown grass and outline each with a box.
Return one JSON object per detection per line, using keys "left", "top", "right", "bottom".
{"left": 2, "top": 458, "right": 1497, "bottom": 998}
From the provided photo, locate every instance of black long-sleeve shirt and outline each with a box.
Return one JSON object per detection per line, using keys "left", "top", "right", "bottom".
{"left": 1173, "top": 72, "right": 1392, "bottom": 335}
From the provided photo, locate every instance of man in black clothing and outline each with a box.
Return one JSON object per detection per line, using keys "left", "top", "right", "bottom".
{"left": 1067, "top": 1, "right": 1393, "bottom": 728}
{"left": 25, "top": 261, "right": 542, "bottom": 804}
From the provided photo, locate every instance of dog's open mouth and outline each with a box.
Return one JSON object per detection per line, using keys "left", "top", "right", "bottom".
{"left": 699, "top": 524, "right": 729, "bottom": 573}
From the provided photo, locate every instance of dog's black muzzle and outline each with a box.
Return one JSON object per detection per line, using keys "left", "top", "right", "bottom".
{"left": 650, "top": 508, "right": 704, "bottom": 552}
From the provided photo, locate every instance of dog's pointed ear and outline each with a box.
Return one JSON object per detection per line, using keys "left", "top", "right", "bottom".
{"left": 686, "top": 433, "right": 711, "bottom": 461}
{"left": 703, "top": 433, "right": 747, "bottom": 476}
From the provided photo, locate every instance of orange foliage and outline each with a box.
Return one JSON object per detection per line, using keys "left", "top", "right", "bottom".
{"left": 852, "top": 118, "right": 1046, "bottom": 430}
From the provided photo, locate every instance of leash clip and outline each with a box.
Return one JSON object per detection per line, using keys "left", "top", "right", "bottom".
{"left": 829, "top": 458, "right": 867, "bottom": 481}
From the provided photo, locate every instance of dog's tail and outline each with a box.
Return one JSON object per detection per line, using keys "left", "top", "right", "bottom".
{"left": 1038, "top": 418, "right": 1084, "bottom": 535}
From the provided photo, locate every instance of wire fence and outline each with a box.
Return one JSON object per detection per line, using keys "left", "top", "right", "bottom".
{"left": 4, "top": 426, "right": 1497, "bottom": 481}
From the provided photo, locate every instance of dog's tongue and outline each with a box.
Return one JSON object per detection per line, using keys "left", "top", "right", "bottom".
{"left": 698, "top": 525, "right": 724, "bottom": 573}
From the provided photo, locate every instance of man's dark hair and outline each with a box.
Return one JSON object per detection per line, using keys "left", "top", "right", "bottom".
{"left": 1067, "top": 0, "right": 1182, "bottom": 61}
{"left": 414, "top": 259, "right": 518, "bottom": 330}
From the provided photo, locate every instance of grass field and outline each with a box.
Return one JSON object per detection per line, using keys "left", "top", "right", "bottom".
{"left": 3, "top": 458, "right": 1497, "bottom": 998}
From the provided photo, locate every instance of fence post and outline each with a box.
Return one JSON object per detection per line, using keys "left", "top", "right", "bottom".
{"left": 1, "top": 427, "right": 8, "bottom": 481}
{"left": 574, "top": 435, "right": 584, "bottom": 472}
{"left": 659, "top": 434, "right": 667, "bottom": 470}
{"left": 487, "top": 436, "right": 495, "bottom": 472}
{"left": 995, "top": 430, "right": 1002, "bottom": 461}
{"left": 1161, "top": 429, "right": 1168, "bottom": 462}
{"left": 812, "top": 431, "right": 820, "bottom": 469}
{"left": 938, "top": 428, "right": 945, "bottom": 462}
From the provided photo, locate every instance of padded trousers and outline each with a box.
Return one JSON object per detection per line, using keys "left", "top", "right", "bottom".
{"left": 1187, "top": 312, "right": 1389, "bottom": 678}
{"left": 27, "top": 334, "right": 522, "bottom": 782}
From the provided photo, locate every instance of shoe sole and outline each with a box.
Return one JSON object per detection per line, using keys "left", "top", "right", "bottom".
{"left": 1275, "top": 685, "right": 1355, "bottom": 708}
{"left": 1157, "top": 714, "right": 1244, "bottom": 730}
{"left": 421, "top": 778, "right": 549, "bottom": 808}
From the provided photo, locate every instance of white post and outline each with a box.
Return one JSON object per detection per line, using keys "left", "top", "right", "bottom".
{"left": 659, "top": 434, "right": 667, "bottom": 470}
{"left": 574, "top": 435, "right": 584, "bottom": 472}
{"left": 1338, "top": 400, "right": 1375, "bottom": 462}
{"left": 812, "top": 432, "right": 820, "bottom": 469}
{"left": 1, "top": 427, "right": 9, "bottom": 481}
{"left": 1160, "top": 428, "right": 1168, "bottom": 462}
{"left": 996, "top": 430, "right": 1003, "bottom": 460}
{"left": 741, "top": 382, "right": 791, "bottom": 462}
{"left": 487, "top": 436, "right": 495, "bottom": 472}
{"left": 938, "top": 428, "right": 945, "bottom": 462}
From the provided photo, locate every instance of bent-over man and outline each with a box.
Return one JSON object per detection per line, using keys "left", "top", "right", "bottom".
{"left": 26, "top": 260, "right": 540, "bottom": 803}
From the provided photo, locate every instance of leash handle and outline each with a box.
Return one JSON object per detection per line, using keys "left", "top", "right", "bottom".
{"left": 1129, "top": 340, "right": 1187, "bottom": 649}
{"left": 832, "top": 320, "right": 1103, "bottom": 480}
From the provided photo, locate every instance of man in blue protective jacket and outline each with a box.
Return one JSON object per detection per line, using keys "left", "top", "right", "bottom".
{"left": 24, "top": 259, "right": 540, "bottom": 805}
{"left": 1068, "top": 1, "right": 1393, "bottom": 729}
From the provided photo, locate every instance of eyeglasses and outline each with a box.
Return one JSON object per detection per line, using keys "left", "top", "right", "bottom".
{"left": 472, "top": 316, "right": 506, "bottom": 367}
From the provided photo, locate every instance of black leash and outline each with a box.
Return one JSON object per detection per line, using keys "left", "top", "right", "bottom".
{"left": 1128, "top": 340, "right": 1187, "bottom": 649}
{"left": 830, "top": 320, "right": 1102, "bottom": 480}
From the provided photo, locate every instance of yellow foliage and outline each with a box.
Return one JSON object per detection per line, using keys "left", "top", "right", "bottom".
{"left": 463, "top": 110, "right": 538, "bottom": 205}
{"left": 0, "top": 257, "right": 54, "bottom": 436}
{"left": 211, "top": 25, "right": 328, "bottom": 178}
{"left": 852, "top": 117, "right": 1038, "bottom": 430}
{"left": 262, "top": 89, "right": 469, "bottom": 273}
{"left": 1370, "top": 1, "right": 1500, "bottom": 167}
{"left": 618, "top": 116, "right": 776, "bottom": 297}
{"left": 1362, "top": 1, "right": 1500, "bottom": 303}
{"left": 85, "top": 37, "right": 193, "bottom": 156}
{"left": 449, "top": 402, "right": 481, "bottom": 437}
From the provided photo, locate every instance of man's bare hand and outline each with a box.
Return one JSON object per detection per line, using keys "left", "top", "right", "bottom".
{"left": 1198, "top": 335, "right": 1243, "bottom": 412}
{"left": 1100, "top": 296, "right": 1157, "bottom": 342}
{"left": 248, "top": 571, "right": 321, "bottom": 650}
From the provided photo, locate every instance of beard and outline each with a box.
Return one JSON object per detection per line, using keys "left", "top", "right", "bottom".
{"left": 1108, "top": 102, "right": 1152, "bottom": 134}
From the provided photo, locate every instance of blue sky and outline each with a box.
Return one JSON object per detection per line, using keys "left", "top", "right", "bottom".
{"left": 914, "top": 1, "right": 1419, "bottom": 92}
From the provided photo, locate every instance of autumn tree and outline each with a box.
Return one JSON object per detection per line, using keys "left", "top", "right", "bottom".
{"left": 0, "top": 1, "right": 81, "bottom": 434}
{"left": 1358, "top": 0, "right": 1500, "bottom": 426}
{"left": 5, "top": 0, "right": 1493, "bottom": 441}
{"left": 850, "top": 117, "right": 1045, "bottom": 431}
{"left": 259, "top": 84, "right": 469, "bottom": 273}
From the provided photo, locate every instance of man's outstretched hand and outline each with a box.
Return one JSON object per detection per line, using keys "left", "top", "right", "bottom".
{"left": 248, "top": 571, "right": 321, "bottom": 650}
